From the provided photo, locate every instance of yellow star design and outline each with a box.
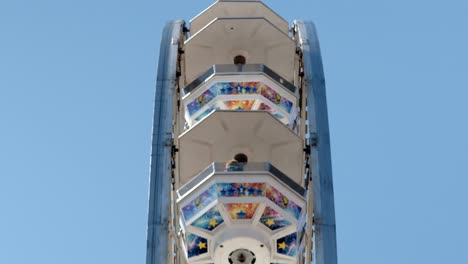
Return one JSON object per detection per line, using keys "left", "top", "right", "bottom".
{"left": 265, "top": 219, "right": 275, "bottom": 227}
{"left": 278, "top": 241, "right": 287, "bottom": 250}
{"left": 209, "top": 219, "right": 218, "bottom": 228}
{"left": 197, "top": 241, "right": 207, "bottom": 250}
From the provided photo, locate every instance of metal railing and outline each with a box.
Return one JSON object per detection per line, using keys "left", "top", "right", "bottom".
{"left": 177, "top": 162, "right": 305, "bottom": 197}
{"left": 182, "top": 64, "right": 296, "bottom": 96}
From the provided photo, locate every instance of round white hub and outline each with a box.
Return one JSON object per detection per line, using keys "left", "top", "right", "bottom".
{"left": 214, "top": 237, "right": 270, "bottom": 264}
{"left": 229, "top": 249, "right": 255, "bottom": 264}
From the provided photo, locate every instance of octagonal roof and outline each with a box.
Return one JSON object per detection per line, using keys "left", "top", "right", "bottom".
{"left": 184, "top": 18, "right": 295, "bottom": 84}
{"left": 178, "top": 111, "right": 304, "bottom": 186}
{"left": 190, "top": 0, "right": 289, "bottom": 35}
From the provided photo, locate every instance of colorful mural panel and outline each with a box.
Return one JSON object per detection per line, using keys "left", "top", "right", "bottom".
{"left": 187, "top": 86, "right": 217, "bottom": 115}
{"left": 224, "top": 203, "right": 259, "bottom": 220}
{"left": 277, "top": 233, "right": 298, "bottom": 257}
{"left": 194, "top": 105, "right": 219, "bottom": 122}
{"left": 187, "top": 233, "right": 208, "bottom": 258}
{"left": 182, "top": 184, "right": 217, "bottom": 221}
{"left": 191, "top": 206, "right": 224, "bottom": 231}
{"left": 186, "top": 82, "right": 294, "bottom": 118}
{"left": 266, "top": 185, "right": 302, "bottom": 220}
{"left": 259, "top": 206, "right": 292, "bottom": 231}
{"left": 223, "top": 100, "right": 256, "bottom": 110}
{"left": 217, "top": 183, "right": 265, "bottom": 197}
{"left": 259, "top": 85, "right": 293, "bottom": 113}
{"left": 258, "top": 102, "right": 286, "bottom": 120}
{"left": 218, "top": 82, "right": 260, "bottom": 95}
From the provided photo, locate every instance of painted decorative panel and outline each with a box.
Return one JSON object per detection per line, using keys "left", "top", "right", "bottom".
{"left": 185, "top": 82, "right": 295, "bottom": 121}
{"left": 187, "top": 87, "right": 217, "bottom": 115}
{"left": 187, "top": 233, "right": 208, "bottom": 258}
{"left": 277, "top": 233, "right": 298, "bottom": 257}
{"left": 266, "top": 185, "right": 302, "bottom": 220}
{"left": 217, "top": 183, "right": 265, "bottom": 197}
{"left": 259, "top": 84, "right": 293, "bottom": 113}
{"left": 194, "top": 105, "right": 219, "bottom": 122}
{"left": 258, "top": 102, "right": 286, "bottom": 120}
{"left": 191, "top": 206, "right": 224, "bottom": 231}
{"left": 218, "top": 82, "right": 260, "bottom": 95}
{"left": 224, "top": 203, "right": 259, "bottom": 220}
{"left": 259, "top": 206, "right": 292, "bottom": 230}
{"left": 223, "top": 100, "right": 256, "bottom": 110}
{"left": 182, "top": 184, "right": 217, "bottom": 221}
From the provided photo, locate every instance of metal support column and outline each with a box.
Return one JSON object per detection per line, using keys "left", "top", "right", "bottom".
{"left": 295, "top": 21, "right": 338, "bottom": 264}
{"left": 146, "top": 20, "right": 185, "bottom": 264}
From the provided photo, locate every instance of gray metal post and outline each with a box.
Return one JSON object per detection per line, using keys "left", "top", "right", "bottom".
{"left": 295, "top": 21, "right": 338, "bottom": 264}
{"left": 146, "top": 20, "right": 185, "bottom": 264}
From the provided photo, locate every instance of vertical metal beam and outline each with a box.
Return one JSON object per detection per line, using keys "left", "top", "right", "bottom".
{"left": 146, "top": 20, "right": 185, "bottom": 264}
{"left": 295, "top": 21, "right": 338, "bottom": 264}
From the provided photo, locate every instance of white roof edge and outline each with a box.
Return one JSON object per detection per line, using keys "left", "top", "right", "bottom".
{"left": 185, "top": 17, "right": 293, "bottom": 44}
{"left": 189, "top": 1, "right": 289, "bottom": 33}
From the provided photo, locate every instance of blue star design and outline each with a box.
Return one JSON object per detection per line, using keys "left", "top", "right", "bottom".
{"left": 248, "top": 187, "right": 256, "bottom": 196}
{"left": 237, "top": 210, "right": 247, "bottom": 219}
{"left": 238, "top": 185, "right": 245, "bottom": 195}
{"left": 228, "top": 187, "right": 236, "bottom": 196}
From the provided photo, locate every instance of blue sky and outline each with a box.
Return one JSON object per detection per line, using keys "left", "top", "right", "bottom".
{"left": 1, "top": 0, "right": 467, "bottom": 263}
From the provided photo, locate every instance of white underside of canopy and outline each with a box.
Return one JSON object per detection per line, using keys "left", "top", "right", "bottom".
{"left": 184, "top": 18, "right": 295, "bottom": 84}
{"left": 178, "top": 111, "right": 304, "bottom": 186}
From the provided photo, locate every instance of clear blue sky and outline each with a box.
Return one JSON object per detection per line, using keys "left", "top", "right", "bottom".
{"left": 1, "top": 0, "right": 467, "bottom": 263}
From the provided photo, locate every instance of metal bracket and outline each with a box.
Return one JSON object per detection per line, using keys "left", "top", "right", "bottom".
{"left": 310, "top": 132, "right": 318, "bottom": 147}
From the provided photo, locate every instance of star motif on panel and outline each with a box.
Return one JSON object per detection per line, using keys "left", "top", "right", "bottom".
{"left": 182, "top": 184, "right": 217, "bottom": 221}
{"left": 225, "top": 203, "right": 259, "bottom": 220}
{"left": 194, "top": 197, "right": 202, "bottom": 208}
{"left": 216, "top": 183, "right": 265, "bottom": 197}
{"left": 259, "top": 206, "right": 292, "bottom": 231}
{"left": 265, "top": 219, "right": 275, "bottom": 227}
{"left": 276, "top": 233, "right": 297, "bottom": 256}
{"left": 191, "top": 206, "right": 224, "bottom": 231}
{"left": 266, "top": 185, "right": 303, "bottom": 220}
{"left": 238, "top": 184, "right": 245, "bottom": 195}
{"left": 278, "top": 241, "right": 287, "bottom": 250}
{"left": 228, "top": 187, "right": 236, "bottom": 196}
{"left": 237, "top": 210, "right": 247, "bottom": 219}
{"left": 209, "top": 219, "right": 218, "bottom": 228}
{"left": 281, "top": 196, "right": 289, "bottom": 208}
{"left": 187, "top": 234, "right": 208, "bottom": 258}
{"left": 197, "top": 241, "right": 207, "bottom": 249}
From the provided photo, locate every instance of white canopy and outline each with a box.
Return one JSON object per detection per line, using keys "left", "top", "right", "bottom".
{"left": 184, "top": 18, "right": 296, "bottom": 84}
{"left": 178, "top": 111, "right": 304, "bottom": 186}
{"left": 190, "top": 0, "right": 289, "bottom": 35}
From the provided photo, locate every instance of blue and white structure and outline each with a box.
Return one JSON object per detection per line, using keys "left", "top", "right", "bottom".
{"left": 146, "top": 1, "right": 337, "bottom": 264}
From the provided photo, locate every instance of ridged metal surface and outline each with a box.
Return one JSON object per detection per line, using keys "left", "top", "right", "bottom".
{"left": 296, "top": 20, "right": 338, "bottom": 264}
{"left": 146, "top": 20, "right": 184, "bottom": 264}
